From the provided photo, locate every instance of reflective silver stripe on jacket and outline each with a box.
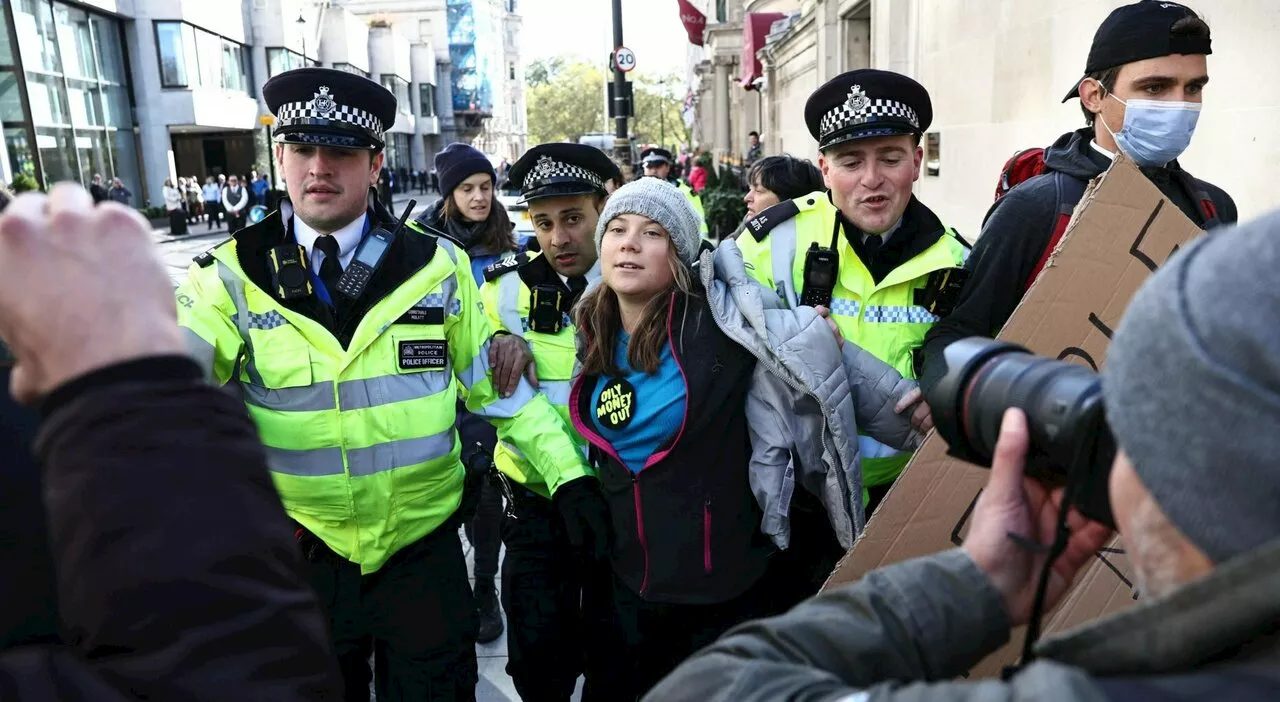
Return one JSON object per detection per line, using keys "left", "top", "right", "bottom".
{"left": 497, "top": 272, "right": 525, "bottom": 338}
{"left": 347, "top": 430, "right": 455, "bottom": 477}
{"left": 183, "top": 327, "right": 217, "bottom": 376}
{"left": 267, "top": 445, "right": 345, "bottom": 476}
{"left": 457, "top": 339, "right": 490, "bottom": 390}
{"left": 338, "top": 371, "right": 451, "bottom": 410}
{"left": 768, "top": 217, "right": 800, "bottom": 307}
{"left": 217, "top": 262, "right": 265, "bottom": 385}
{"left": 243, "top": 381, "right": 336, "bottom": 412}
{"left": 858, "top": 434, "right": 904, "bottom": 460}
{"left": 266, "top": 429, "right": 457, "bottom": 478}
{"left": 538, "top": 379, "right": 572, "bottom": 407}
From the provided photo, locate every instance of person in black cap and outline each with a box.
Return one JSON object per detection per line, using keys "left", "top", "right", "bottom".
{"left": 920, "top": 0, "right": 1237, "bottom": 398}
{"left": 174, "top": 67, "right": 595, "bottom": 701}
{"left": 641, "top": 146, "right": 708, "bottom": 238}
{"left": 474, "top": 142, "right": 625, "bottom": 701}
{"left": 736, "top": 67, "right": 960, "bottom": 515}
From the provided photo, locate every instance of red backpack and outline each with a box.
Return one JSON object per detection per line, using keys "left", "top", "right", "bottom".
{"left": 993, "top": 148, "right": 1049, "bottom": 202}
{"left": 989, "top": 148, "right": 1079, "bottom": 292}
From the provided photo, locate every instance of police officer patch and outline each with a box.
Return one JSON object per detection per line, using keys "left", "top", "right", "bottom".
{"left": 595, "top": 377, "right": 636, "bottom": 430}
{"left": 398, "top": 340, "right": 447, "bottom": 370}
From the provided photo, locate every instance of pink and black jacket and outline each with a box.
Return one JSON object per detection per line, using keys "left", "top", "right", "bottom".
{"left": 570, "top": 287, "right": 775, "bottom": 605}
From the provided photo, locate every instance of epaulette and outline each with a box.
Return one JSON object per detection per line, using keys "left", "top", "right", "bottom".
{"left": 948, "top": 228, "right": 973, "bottom": 250}
{"left": 407, "top": 217, "right": 466, "bottom": 250}
{"left": 483, "top": 254, "right": 526, "bottom": 282}
{"left": 193, "top": 237, "right": 233, "bottom": 268}
{"left": 742, "top": 197, "right": 812, "bottom": 242}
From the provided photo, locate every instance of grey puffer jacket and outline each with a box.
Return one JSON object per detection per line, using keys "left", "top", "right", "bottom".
{"left": 646, "top": 539, "right": 1280, "bottom": 702}
{"left": 699, "top": 241, "right": 921, "bottom": 550}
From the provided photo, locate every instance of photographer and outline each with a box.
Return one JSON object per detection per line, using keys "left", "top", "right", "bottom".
{"left": 0, "top": 185, "right": 341, "bottom": 699}
{"left": 645, "top": 209, "right": 1280, "bottom": 701}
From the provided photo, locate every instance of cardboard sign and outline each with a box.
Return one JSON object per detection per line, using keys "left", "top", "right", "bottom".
{"left": 823, "top": 154, "right": 1205, "bottom": 676}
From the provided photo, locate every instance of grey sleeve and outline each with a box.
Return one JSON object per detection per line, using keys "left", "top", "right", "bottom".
{"left": 642, "top": 550, "right": 1013, "bottom": 702}
{"left": 841, "top": 343, "right": 922, "bottom": 452}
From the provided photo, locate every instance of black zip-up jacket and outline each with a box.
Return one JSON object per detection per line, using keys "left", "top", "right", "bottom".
{"left": 919, "top": 128, "right": 1237, "bottom": 393}
{"left": 570, "top": 288, "right": 775, "bottom": 605}
{"left": 0, "top": 358, "right": 341, "bottom": 699}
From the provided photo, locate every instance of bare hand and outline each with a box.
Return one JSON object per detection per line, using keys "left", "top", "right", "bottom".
{"left": 813, "top": 305, "right": 844, "bottom": 349}
{"left": 0, "top": 185, "right": 183, "bottom": 404}
{"left": 488, "top": 334, "right": 537, "bottom": 398}
{"left": 962, "top": 409, "right": 1113, "bottom": 626}
{"left": 894, "top": 386, "right": 934, "bottom": 434}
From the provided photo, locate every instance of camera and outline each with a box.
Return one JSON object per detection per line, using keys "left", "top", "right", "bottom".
{"left": 926, "top": 338, "right": 1116, "bottom": 529}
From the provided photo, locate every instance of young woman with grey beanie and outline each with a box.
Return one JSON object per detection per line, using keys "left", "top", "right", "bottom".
{"left": 567, "top": 177, "right": 921, "bottom": 697}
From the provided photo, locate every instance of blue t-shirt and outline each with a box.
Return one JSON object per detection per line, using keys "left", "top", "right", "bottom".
{"left": 589, "top": 331, "right": 686, "bottom": 474}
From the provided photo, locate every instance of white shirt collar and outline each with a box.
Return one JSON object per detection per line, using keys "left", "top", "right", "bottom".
{"left": 1090, "top": 140, "right": 1117, "bottom": 161}
{"left": 863, "top": 216, "right": 903, "bottom": 246}
{"left": 294, "top": 212, "right": 368, "bottom": 274}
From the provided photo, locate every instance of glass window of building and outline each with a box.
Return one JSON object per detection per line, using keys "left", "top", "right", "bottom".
{"left": 381, "top": 75, "right": 410, "bottom": 114}
{"left": 419, "top": 83, "right": 436, "bottom": 117}
{"left": 155, "top": 21, "right": 190, "bottom": 87}
{"left": 267, "top": 47, "right": 313, "bottom": 77}
{"left": 7, "top": 0, "right": 140, "bottom": 193}
{"left": 334, "top": 62, "right": 369, "bottom": 78}
{"left": 158, "top": 21, "right": 248, "bottom": 91}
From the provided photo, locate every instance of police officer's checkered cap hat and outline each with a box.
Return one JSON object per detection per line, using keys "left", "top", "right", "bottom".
{"left": 804, "top": 69, "right": 933, "bottom": 151}
{"left": 509, "top": 143, "right": 621, "bottom": 203}
{"left": 641, "top": 147, "right": 674, "bottom": 165}
{"left": 264, "top": 67, "right": 397, "bottom": 151}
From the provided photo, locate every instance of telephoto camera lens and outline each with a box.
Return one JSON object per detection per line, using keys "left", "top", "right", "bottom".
{"left": 927, "top": 338, "right": 1117, "bottom": 528}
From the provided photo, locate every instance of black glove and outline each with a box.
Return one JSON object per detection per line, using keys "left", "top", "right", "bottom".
{"left": 552, "top": 476, "right": 613, "bottom": 561}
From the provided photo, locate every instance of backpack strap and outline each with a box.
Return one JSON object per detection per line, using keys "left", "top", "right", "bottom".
{"left": 1022, "top": 171, "right": 1086, "bottom": 292}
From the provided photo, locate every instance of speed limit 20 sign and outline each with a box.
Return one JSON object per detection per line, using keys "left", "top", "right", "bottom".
{"left": 614, "top": 46, "right": 636, "bottom": 73}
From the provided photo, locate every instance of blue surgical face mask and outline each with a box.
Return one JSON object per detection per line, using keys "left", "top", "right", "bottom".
{"left": 1098, "top": 89, "right": 1202, "bottom": 167}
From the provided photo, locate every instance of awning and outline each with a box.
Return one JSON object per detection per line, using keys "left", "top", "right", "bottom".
{"left": 741, "top": 12, "right": 785, "bottom": 88}
{"left": 678, "top": 0, "right": 707, "bottom": 46}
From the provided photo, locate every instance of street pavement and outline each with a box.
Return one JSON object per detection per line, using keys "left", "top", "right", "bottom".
{"left": 156, "top": 189, "right": 584, "bottom": 701}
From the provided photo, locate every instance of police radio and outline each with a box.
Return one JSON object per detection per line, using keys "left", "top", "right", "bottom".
{"left": 801, "top": 242, "right": 839, "bottom": 308}
{"left": 335, "top": 199, "right": 417, "bottom": 300}
{"left": 268, "top": 244, "right": 314, "bottom": 301}
{"left": 528, "top": 284, "right": 566, "bottom": 334}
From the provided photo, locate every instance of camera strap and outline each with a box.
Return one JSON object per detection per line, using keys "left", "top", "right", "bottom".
{"left": 1001, "top": 439, "right": 1094, "bottom": 679}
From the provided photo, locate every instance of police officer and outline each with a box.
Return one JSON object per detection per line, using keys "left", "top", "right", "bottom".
{"left": 641, "top": 147, "right": 708, "bottom": 238}
{"left": 736, "top": 69, "right": 968, "bottom": 511}
{"left": 175, "top": 68, "right": 607, "bottom": 702}
{"left": 478, "top": 143, "right": 624, "bottom": 702}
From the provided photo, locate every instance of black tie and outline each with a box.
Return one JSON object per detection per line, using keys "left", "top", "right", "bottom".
{"left": 863, "top": 234, "right": 883, "bottom": 260}
{"left": 315, "top": 236, "right": 343, "bottom": 300}
{"left": 568, "top": 275, "right": 588, "bottom": 296}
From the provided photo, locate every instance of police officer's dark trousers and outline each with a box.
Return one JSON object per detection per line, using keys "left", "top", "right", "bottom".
{"left": 501, "top": 487, "right": 624, "bottom": 702}
{"left": 302, "top": 518, "right": 479, "bottom": 701}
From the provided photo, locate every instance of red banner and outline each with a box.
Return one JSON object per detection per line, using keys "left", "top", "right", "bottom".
{"left": 678, "top": 0, "right": 707, "bottom": 46}
{"left": 741, "top": 12, "right": 785, "bottom": 88}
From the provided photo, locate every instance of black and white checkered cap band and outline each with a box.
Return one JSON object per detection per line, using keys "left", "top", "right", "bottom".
{"left": 819, "top": 98, "right": 919, "bottom": 141}
{"left": 524, "top": 159, "right": 605, "bottom": 192}
{"left": 275, "top": 100, "right": 384, "bottom": 140}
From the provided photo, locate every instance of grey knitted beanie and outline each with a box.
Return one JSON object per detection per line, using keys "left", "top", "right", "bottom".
{"left": 595, "top": 177, "right": 703, "bottom": 268}
{"left": 1103, "top": 209, "right": 1280, "bottom": 564}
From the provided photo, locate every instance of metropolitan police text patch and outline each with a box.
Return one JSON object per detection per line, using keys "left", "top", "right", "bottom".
{"left": 398, "top": 340, "right": 448, "bottom": 370}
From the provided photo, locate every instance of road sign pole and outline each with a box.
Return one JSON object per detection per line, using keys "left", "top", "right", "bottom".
{"left": 611, "top": 0, "right": 629, "bottom": 169}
